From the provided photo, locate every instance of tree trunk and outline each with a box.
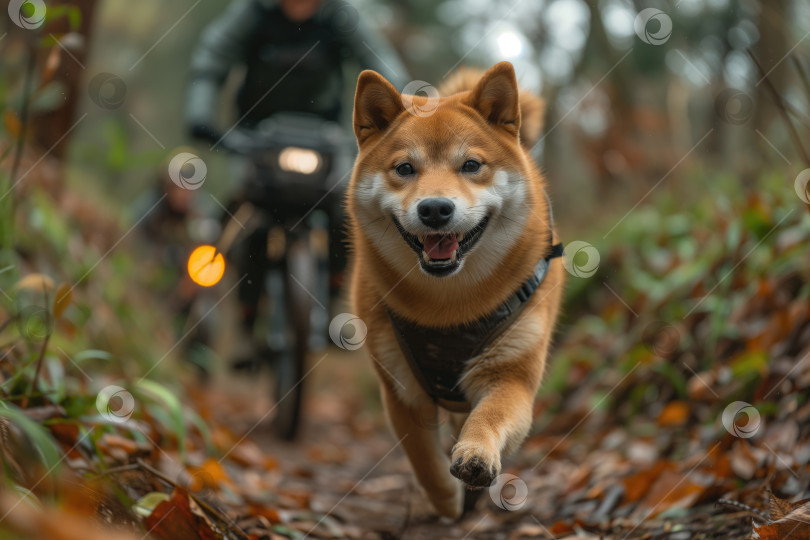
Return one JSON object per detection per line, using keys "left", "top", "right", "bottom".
{"left": 29, "top": 0, "right": 98, "bottom": 160}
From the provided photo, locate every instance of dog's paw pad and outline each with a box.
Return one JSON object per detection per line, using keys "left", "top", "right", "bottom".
{"left": 450, "top": 455, "right": 497, "bottom": 488}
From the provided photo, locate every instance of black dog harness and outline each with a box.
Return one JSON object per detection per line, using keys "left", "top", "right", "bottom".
{"left": 385, "top": 198, "right": 563, "bottom": 413}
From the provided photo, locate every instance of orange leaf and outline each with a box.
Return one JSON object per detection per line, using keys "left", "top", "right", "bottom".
{"left": 53, "top": 283, "right": 72, "bottom": 318}
{"left": 16, "top": 273, "right": 54, "bottom": 292}
{"left": 3, "top": 110, "right": 21, "bottom": 140}
{"left": 190, "top": 458, "right": 231, "bottom": 491}
{"left": 622, "top": 461, "right": 673, "bottom": 503}
{"left": 657, "top": 401, "right": 690, "bottom": 426}
{"left": 548, "top": 521, "right": 575, "bottom": 535}
{"left": 638, "top": 469, "right": 706, "bottom": 518}
{"left": 247, "top": 504, "right": 281, "bottom": 524}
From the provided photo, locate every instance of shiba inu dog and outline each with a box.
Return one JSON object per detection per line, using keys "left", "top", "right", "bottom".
{"left": 346, "top": 62, "right": 564, "bottom": 518}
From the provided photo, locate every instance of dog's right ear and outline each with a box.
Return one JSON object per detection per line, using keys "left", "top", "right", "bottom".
{"left": 353, "top": 71, "right": 404, "bottom": 146}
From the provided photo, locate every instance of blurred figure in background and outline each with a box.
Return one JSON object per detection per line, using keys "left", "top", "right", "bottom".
{"left": 185, "top": 0, "right": 407, "bottom": 364}
{"left": 187, "top": 0, "right": 407, "bottom": 137}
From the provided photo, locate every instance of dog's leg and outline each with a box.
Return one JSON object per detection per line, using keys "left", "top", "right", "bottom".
{"left": 380, "top": 383, "right": 463, "bottom": 519}
{"left": 449, "top": 378, "right": 535, "bottom": 488}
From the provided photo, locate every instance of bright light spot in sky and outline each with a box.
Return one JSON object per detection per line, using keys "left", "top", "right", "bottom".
{"left": 497, "top": 31, "right": 523, "bottom": 58}
{"left": 545, "top": 0, "right": 589, "bottom": 52}
{"left": 602, "top": 1, "right": 635, "bottom": 40}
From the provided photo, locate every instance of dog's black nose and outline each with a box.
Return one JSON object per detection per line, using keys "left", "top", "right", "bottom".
{"left": 417, "top": 198, "right": 455, "bottom": 229}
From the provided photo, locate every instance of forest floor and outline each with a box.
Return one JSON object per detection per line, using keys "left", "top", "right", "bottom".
{"left": 2, "top": 170, "right": 809, "bottom": 540}
{"left": 193, "top": 348, "right": 759, "bottom": 540}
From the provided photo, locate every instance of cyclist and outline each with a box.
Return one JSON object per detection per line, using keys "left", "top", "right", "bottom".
{"left": 185, "top": 0, "right": 407, "bottom": 361}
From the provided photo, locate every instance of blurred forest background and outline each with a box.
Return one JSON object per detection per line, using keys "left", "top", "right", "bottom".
{"left": 27, "top": 0, "right": 810, "bottom": 223}
{"left": 1, "top": 0, "right": 810, "bottom": 539}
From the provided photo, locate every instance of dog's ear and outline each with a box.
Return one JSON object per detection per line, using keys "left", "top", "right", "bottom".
{"left": 466, "top": 61, "right": 521, "bottom": 140}
{"left": 353, "top": 71, "right": 404, "bottom": 145}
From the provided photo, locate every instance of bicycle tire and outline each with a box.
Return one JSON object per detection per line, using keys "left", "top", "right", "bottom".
{"left": 272, "top": 238, "right": 314, "bottom": 440}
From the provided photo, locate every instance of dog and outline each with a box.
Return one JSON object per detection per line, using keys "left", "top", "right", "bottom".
{"left": 346, "top": 61, "right": 564, "bottom": 519}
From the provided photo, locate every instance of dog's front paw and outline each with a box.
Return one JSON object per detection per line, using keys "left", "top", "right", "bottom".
{"left": 450, "top": 443, "right": 500, "bottom": 488}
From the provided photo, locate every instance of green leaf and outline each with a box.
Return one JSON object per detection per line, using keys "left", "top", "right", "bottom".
{"left": 0, "top": 403, "right": 62, "bottom": 472}
{"left": 132, "top": 492, "right": 170, "bottom": 518}
{"left": 134, "top": 379, "right": 186, "bottom": 459}
{"left": 72, "top": 349, "right": 115, "bottom": 363}
{"left": 730, "top": 350, "right": 768, "bottom": 379}
{"left": 10, "top": 485, "right": 43, "bottom": 511}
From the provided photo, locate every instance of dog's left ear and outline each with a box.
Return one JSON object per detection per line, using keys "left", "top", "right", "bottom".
{"left": 466, "top": 62, "right": 521, "bottom": 139}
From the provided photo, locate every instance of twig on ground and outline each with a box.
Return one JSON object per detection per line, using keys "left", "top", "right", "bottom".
{"left": 23, "top": 289, "right": 51, "bottom": 409}
{"left": 716, "top": 498, "right": 770, "bottom": 522}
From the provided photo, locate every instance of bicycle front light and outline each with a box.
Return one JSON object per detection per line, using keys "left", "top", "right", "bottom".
{"left": 278, "top": 147, "right": 321, "bottom": 175}
{"left": 187, "top": 245, "right": 225, "bottom": 287}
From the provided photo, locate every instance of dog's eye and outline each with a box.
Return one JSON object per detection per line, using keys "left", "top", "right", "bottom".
{"left": 461, "top": 160, "right": 481, "bottom": 173}
{"left": 395, "top": 163, "right": 415, "bottom": 177}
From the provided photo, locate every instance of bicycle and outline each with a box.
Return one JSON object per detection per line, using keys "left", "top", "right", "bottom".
{"left": 189, "top": 113, "right": 350, "bottom": 440}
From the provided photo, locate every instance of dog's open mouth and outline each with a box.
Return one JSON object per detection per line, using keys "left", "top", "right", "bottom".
{"left": 392, "top": 215, "right": 490, "bottom": 276}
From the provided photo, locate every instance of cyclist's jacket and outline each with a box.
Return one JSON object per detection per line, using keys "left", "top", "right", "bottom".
{"left": 186, "top": 0, "right": 407, "bottom": 128}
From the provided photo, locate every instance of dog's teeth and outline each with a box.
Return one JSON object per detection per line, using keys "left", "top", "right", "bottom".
{"left": 450, "top": 251, "right": 457, "bottom": 263}
{"left": 422, "top": 251, "right": 430, "bottom": 262}
{"left": 457, "top": 232, "right": 464, "bottom": 241}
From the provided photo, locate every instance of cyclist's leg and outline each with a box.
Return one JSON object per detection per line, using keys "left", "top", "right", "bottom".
{"left": 236, "top": 227, "right": 267, "bottom": 334}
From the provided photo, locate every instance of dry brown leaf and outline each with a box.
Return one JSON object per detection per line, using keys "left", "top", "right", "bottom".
{"left": 753, "top": 494, "right": 810, "bottom": 539}
{"left": 3, "top": 110, "right": 22, "bottom": 140}
{"left": 247, "top": 504, "right": 282, "bottom": 524}
{"left": 227, "top": 439, "right": 277, "bottom": 470}
{"left": 657, "top": 401, "right": 690, "bottom": 426}
{"left": 190, "top": 459, "right": 232, "bottom": 491}
{"left": 638, "top": 469, "right": 706, "bottom": 518}
{"left": 143, "top": 487, "right": 220, "bottom": 540}
{"left": 16, "top": 273, "right": 55, "bottom": 292}
{"left": 549, "top": 521, "right": 575, "bottom": 536}
{"left": 53, "top": 283, "right": 72, "bottom": 318}
{"left": 622, "top": 461, "right": 674, "bottom": 503}
{"left": 729, "top": 441, "right": 758, "bottom": 480}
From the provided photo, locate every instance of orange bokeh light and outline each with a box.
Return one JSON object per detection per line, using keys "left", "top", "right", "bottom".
{"left": 187, "top": 245, "right": 225, "bottom": 287}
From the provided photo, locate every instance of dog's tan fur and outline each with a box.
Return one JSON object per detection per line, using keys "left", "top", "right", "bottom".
{"left": 346, "top": 62, "right": 564, "bottom": 518}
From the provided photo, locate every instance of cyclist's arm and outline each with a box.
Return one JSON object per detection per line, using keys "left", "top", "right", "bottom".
{"left": 341, "top": 13, "right": 409, "bottom": 90}
{"left": 186, "top": 0, "right": 268, "bottom": 140}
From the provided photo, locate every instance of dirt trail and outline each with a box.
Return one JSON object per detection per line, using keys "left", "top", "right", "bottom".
{"left": 210, "top": 343, "right": 753, "bottom": 540}
{"left": 214, "top": 345, "right": 549, "bottom": 539}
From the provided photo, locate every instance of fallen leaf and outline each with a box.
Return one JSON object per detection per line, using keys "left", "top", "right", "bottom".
{"left": 143, "top": 488, "right": 220, "bottom": 540}
{"left": 53, "top": 283, "right": 72, "bottom": 318}
{"left": 16, "top": 274, "right": 55, "bottom": 292}
{"left": 622, "top": 461, "right": 674, "bottom": 503}
{"left": 637, "top": 469, "right": 706, "bottom": 518}
{"left": 3, "top": 110, "right": 22, "bottom": 140}
{"left": 247, "top": 504, "right": 282, "bottom": 524}
{"left": 132, "top": 492, "right": 170, "bottom": 518}
{"left": 753, "top": 493, "right": 810, "bottom": 539}
{"left": 657, "top": 401, "right": 690, "bottom": 426}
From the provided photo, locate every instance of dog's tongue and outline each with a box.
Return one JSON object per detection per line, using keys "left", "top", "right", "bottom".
{"left": 423, "top": 234, "right": 459, "bottom": 259}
